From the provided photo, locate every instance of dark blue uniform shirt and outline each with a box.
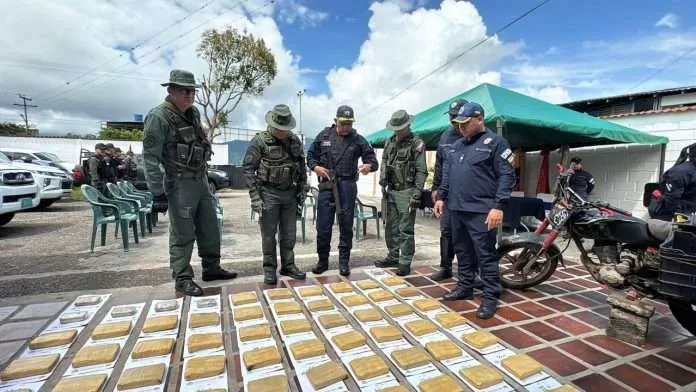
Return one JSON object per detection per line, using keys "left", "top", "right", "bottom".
{"left": 438, "top": 128, "right": 516, "bottom": 213}
{"left": 432, "top": 126, "right": 461, "bottom": 191}
{"left": 307, "top": 125, "right": 378, "bottom": 179}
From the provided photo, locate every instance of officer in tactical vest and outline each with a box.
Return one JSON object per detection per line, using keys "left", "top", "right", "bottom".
{"left": 243, "top": 105, "right": 308, "bottom": 284}
{"left": 375, "top": 110, "right": 428, "bottom": 276}
{"left": 142, "top": 69, "right": 238, "bottom": 297}
{"left": 87, "top": 143, "right": 108, "bottom": 193}
{"left": 307, "top": 105, "right": 379, "bottom": 276}
{"left": 103, "top": 143, "right": 118, "bottom": 186}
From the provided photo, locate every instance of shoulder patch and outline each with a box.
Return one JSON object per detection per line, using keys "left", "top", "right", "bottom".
{"left": 416, "top": 141, "right": 425, "bottom": 153}
{"left": 483, "top": 137, "right": 492, "bottom": 145}
{"left": 501, "top": 148, "right": 515, "bottom": 164}
{"left": 143, "top": 134, "right": 159, "bottom": 149}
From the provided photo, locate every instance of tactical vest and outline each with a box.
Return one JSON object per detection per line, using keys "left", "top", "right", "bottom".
{"left": 82, "top": 154, "right": 108, "bottom": 185}
{"left": 161, "top": 103, "right": 211, "bottom": 174}
{"left": 257, "top": 130, "right": 304, "bottom": 190}
{"left": 385, "top": 135, "right": 420, "bottom": 190}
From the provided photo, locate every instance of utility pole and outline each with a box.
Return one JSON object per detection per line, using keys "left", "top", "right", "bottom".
{"left": 13, "top": 94, "right": 38, "bottom": 135}
{"left": 297, "top": 89, "right": 306, "bottom": 145}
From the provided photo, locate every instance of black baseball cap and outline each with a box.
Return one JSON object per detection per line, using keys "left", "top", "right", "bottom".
{"left": 445, "top": 99, "right": 468, "bottom": 116}
{"left": 335, "top": 105, "right": 355, "bottom": 122}
{"left": 570, "top": 157, "right": 582, "bottom": 164}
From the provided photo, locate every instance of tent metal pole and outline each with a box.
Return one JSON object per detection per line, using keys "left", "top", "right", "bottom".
{"left": 659, "top": 143, "right": 666, "bottom": 180}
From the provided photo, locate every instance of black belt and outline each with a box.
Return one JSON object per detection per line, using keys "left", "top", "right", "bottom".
{"left": 167, "top": 171, "right": 205, "bottom": 179}
{"left": 387, "top": 183, "right": 414, "bottom": 191}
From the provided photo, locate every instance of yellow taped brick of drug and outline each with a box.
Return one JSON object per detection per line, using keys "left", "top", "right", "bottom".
{"left": 280, "top": 319, "right": 311, "bottom": 335}
{"left": 341, "top": 294, "right": 369, "bottom": 307}
{"left": 132, "top": 338, "right": 175, "bottom": 359}
{"left": 299, "top": 285, "right": 323, "bottom": 298}
{"left": 368, "top": 290, "right": 394, "bottom": 302}
{"left": 383, "top": 276, "right": 405, "bottom": 286}
{"left": 267, "top": 288, "right": 293, "bottom": 300}
{"left": 462, "top": 331, "right": 498, "bottom": 350}
{"left": 184, "top": 355, "right": 225, "bottom": 381}
{"left": 243, "top": 346, "right": 281, "bottom": 371}
{"left": 434, "top": 312, "right": 467, "bottom": 329}
{"left": 53, "top": 373, "right": 107, "bottom": 392}
{"left": 307, "top": 362, "right": 347, "bottom": 389}
{"left": 274, "top": 301, "right": 302, "bottom": 315}
{"left": 459, "top": 364, "right": 504, "bottom": 389}
{"left": 349, "top": 355, "right": 389, "bottom": 380}
{"left": 355, "top": 308, "right": 383, "bottom": 322}
{"left": 73, "top": 343, "right": 119, "bottom": 368}
{"left": 247, "top": 374, "right": 288, "bottom": 392}
{"left": 369, "top": 325, "right": 402, "bottom": 343}
{"left": 329, "top": 282, "right": 353, "bottom": 293}
{"left": 332, "top": 330, "right": 366, "bottom": 351}
{"left": 418, "top": 374, "right": 463, "bottom": 392}
{"left": 290, "top": 339, "right": 326, "bottom": 360}
{"left": 501, "top": 354, "right": 543, "bottom": 379}
{"left": 143, "top": 315, "right": 177, "bottom": 333}
{"left": 187, "top": 332, "right": 222, "bottom": 353}
{"left": 230, "top": 291, "right": 257, "bottom": 306}
{"left": 318, "top": 313, "right": 348, "bottom": 329}
{"left": 92, "top": 320, "right": 131, "bottom": 340}
{"left": 239, "top": 324, "right": 271, "bottom": 342}
{"left": 233, "top": 305, "right": 263, "bottom": 322}
{"left": 308, "top": 299, "right": 334, "bottom": 312}
{"left": 404, "top": 319, "right": 437, "bottom": 336}
{"left": 424, "top": 340, "right": 462, "bottom": 361}
{"left": 391, "top": 347, "right": 430, "bottom": 369}
{"left": 0, "top": 354, "right": 59, "bottom": 381}
{"left": 395, "top": 287, "right": 420, "bottom": 297}
{"left": 117, "top": 363, "right": 166, "bottom": 390}
{"left": 28, "top": 330, "right": 77, "bottom": 350}
{"left": 413, "top": 298, "right": 441, "bottom": 312}
{"left": 190, "top": 312, "right": 220, "bottom": 328}
{"left": 355, "top": 280, "right": 380, "bottom": 290}
{"left": 385, "top": 303, "right": 413, "bottom": 317}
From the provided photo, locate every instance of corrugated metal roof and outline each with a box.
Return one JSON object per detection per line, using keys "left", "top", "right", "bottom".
{"left": 562, "top": 86, "right": 696, "bottom": 107}
{"left": 600, "top": 105, "right": 696, "bottom": 119}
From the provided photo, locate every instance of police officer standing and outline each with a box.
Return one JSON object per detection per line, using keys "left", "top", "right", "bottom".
{"left": 307, "top": 105, "right": 378, "bottom": 276}
{"left": 568, "top": 157, "right": 595, "bottom": 201}
{"left": 87, "top": 143, "right": 107, "bottom": 193}
{"left": 434, "top": 102, "right": 515, "bottom": 319}
{"left": 375, "top": 110, "right": 428, "bottom": 276}
{"left": 243, "top": 104, "right": 308, "bottom": 285}
{"left": 649, "top": 144, "right": 696, "bottom": 221}
{"left": 430, "top": 99, "right": 466, "bottom": 281}
{"left": 142, "top": 69, "right": 237, "bottom": 297}
{"left": 103, "top": 143, "right": 118, "bottom": 186}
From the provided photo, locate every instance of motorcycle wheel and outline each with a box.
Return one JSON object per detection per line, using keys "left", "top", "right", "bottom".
{"left": 668, "top": 299, "right": 696, "bottom": 336}
{"left": 498, "top": 243, "right": 559, "bottom": 289}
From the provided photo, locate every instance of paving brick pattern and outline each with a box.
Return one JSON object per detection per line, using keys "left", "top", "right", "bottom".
{"left": 0, "top": 260, "right": 694, "bottom": 391}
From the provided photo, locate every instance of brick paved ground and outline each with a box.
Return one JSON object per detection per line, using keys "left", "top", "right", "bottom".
{"left": 0, "top": 258, "right": 694, "bottom": 391}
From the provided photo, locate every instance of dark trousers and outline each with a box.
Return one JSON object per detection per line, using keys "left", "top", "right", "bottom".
{"left": 166, "top": 176, "right": 220, "bottom": 281}
{"left": 259, "top": 201, "right": 297, "bottom": 272}
{"left": 450, "top": 210, "right": 501, "bottom": 303}
{"left": 316, "top": 179, "right": 357, "bottom": 266}
{"left": 439, "top": 207, "right": 455, "bottom": 270}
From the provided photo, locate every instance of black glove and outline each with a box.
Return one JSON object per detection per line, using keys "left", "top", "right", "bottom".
{"left": 296, "top": 205, "right": 303, "bottom": 219}
{"left": 153, "top": 193, "right": 168, "bottom": 214}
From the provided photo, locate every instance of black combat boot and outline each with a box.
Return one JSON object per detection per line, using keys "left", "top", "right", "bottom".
{"left": 374, "top": 258, "right": 398, "bottom": 268}
{"left": 477, "top": 301, "right": 498, "bottom": 319}
{"left": 339, "top": 260, "right": 350, "bottom": 276}
{"left": 430, "top": 268, "right": 452, "bottom": 281}
{"left": 443, "top": 286, "right": 474, "bottom": 301}
{"left": 312, "top": 258, "right": 329, "bottom": 274}
{"left": 175, "top": 279, "right": 203, "bottom": 297}
{"left": 396, "top": 264, "right": 410, "bottom": 276}
{"left": 280, "top": 264, "right": 306, "bottom": 280}
{"left": 202, "top": 266, "right": 238, "bottom": 282}
{"left": 264, "top": 270, "right": 277, "bottom": 285}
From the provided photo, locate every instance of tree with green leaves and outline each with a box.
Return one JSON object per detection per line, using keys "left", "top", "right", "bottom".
{"left": 0, "top": 122, "right": 38, "bottom": 136}
{"left": 98, "top": 127, "right": 143, "bottom": 141}
{"left": 196, "top": 28, "right": 277, "bottom": 142}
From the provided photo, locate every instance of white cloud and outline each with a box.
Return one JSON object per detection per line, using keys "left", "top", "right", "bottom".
{"left": 0, "top": 0, "right": 524, "bottom": 139}
{"left": 513, "top": 86, "right": 571, "bottom": 104}
{"left": 656, "top": 13, "right": 678, "bottom": 29}
{"left": 384, "top": 0, "right": 429, "bottom": 12}
{"left": 276, "top": 0, "right": 329, "bottom": 28}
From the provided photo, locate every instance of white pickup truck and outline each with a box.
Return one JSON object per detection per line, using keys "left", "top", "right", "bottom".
{"left": 0, "top": 163, "right": 40, "bottom": 226}
{"left": 0, "top": 151, "right": 65, "bottom": 208}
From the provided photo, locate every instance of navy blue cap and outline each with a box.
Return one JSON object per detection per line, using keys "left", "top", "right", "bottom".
{"left": 453, "top": 102, "right": 485, "bottom": 123}
{"left": 445, "top": 99, "right": 468, "bottom": 116}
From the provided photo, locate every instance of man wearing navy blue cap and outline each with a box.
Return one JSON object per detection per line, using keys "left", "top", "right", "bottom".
{"left": 434, "top": 101, "right": 515, "bottom": 319}
{"left": 429, "top": 99, "right": 466, "bottom": 281}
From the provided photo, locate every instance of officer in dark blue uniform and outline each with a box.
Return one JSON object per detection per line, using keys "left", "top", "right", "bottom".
{"left": 430, "top": 99, "right": 466, "bottom": 281}
{"left": 435, "top": 102, "right": 515, "bottom": 319}
{"left": 649, "top": 145, "right": 696, "bottom": 221}
{"left": 568, "top": 157, "right": 595, "bottom": 200}
{"left": 307, "top": 105, "right": 379, "bottom": 276}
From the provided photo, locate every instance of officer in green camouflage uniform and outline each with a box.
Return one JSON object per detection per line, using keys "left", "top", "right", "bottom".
{"left": 375, "top": 110, "right": 428, "bottom": 276}
{"left": 142, "top": 69, "right": 238, "bottom": 297}
{"left": 87, "top": 143, "right": 107, "bottom": 194}
{"left": 243, "top": 104, "right": 308, "bottom": 285}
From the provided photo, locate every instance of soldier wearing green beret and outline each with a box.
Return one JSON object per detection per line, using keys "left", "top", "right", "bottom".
{"left": 142, "top": 69, "right": 238, "bottom": 296}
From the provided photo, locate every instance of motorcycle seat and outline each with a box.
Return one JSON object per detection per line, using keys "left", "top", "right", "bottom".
{"left": 647, "top": 219, "right": 672, "bottom": 242}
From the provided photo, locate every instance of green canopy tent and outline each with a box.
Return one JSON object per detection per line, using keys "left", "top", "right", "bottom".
{"left": 366, "top": 83, "right": 669, "bottom": 151}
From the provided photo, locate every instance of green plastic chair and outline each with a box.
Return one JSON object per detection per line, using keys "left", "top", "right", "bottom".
{"left": 119, "top": 181, "right": 156, "bottom": 227}
{"left": 354, "top": 197, "right": 380, "bottom": 241}
{"left": 81, "top": 185, "right": 139, "bottom": 252}
{"left": 305, "top": 186, "right": 319, "bottom": 223}
{"left": 107, "top": 183, "right": 150, "bottom": 237}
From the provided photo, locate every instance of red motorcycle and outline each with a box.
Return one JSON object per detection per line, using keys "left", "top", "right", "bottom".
{"left": 497, "top": 163, "right": 696, "bottom": 336}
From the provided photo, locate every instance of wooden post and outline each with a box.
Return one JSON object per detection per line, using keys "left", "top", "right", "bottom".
{"left": 559, "top": 145, "right": 570, "bottom": 167}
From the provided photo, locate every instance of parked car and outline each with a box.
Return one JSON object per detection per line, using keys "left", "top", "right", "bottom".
{"left": 0, "top": 163, "right": 40, "bottom": 226}
{"left": 131, "top": 155, "right": 231, "bottom": 194}
{"left": 0, "top": 148, "right": 74, "bottom": 175}
{"left": 0, "top": 152, "right": 68, "bottom": 208}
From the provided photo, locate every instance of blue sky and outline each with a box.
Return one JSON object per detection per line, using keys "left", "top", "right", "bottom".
{"left": 275, "top": 0, "right": 696, "bottom": 101}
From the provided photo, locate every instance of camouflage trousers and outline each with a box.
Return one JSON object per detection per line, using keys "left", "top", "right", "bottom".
{"left": 385, "top": 188, "right": 417, "bottom": 267}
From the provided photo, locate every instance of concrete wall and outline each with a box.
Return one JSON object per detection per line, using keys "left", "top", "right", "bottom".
{"left": 0, "top": 136, "right": 228, "bottom": 168}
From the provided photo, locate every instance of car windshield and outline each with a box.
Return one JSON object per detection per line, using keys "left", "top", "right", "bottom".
{"left": 34, "top": 152, "right": 61, "bottom": 161}
{"left": 0, "top": 151, "right": 9, "bottom": 163}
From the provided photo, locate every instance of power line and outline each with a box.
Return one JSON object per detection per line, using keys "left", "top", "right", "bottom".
{"left": 630, "top": 45, "right": 696, "bottom": 92}
{"left": 33, "top": 0, "right": 220, "bottom": 101}
{"left": 362, "top": 0, "right": 552, "bottom": 120}
{"left": 38, "top": 0, "right": 264, "bottom": 105}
